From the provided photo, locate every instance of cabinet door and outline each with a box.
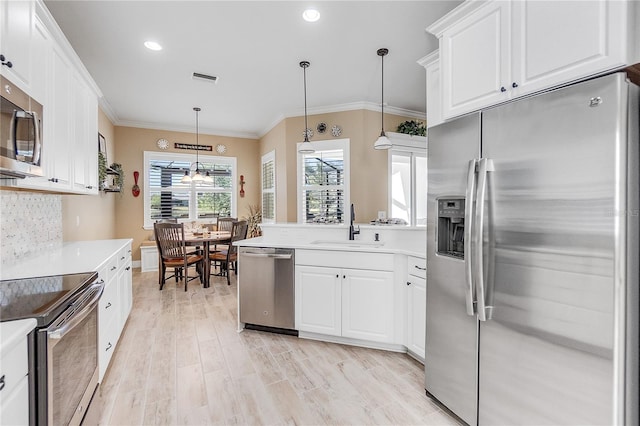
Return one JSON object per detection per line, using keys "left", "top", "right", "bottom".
{"left": 295, "top": 265, "right": 341, "bottom": 336}
{"left": 118, "top": 261, "right": 132, "bottom": 329}
{"left": 425, "top": 55, "right": 443, "bottom": 128}
{"left": 71, "top": 72, "right": 89, "bottom": 192}
{"left": 407, "top": 275, "right": 426, "bottom": 360}
{"left": 0, "top": 0, "right": 33, "bottom": 89}
{"left": 342, "top": 269, "right": 395, "bottom": 343}
{"left": 440, "top": 1, "right": 511, "bottom": 119}
{"left": 47, "top": 44, "right": 72, "bottom": 189}
{"left": 511, "top": 1, "right": 628, "bottom": 97}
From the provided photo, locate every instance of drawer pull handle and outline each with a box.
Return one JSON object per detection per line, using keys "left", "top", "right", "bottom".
{"left": 0, "top": 374, "right": 5, "bottom": 391}
{"left": 121, "top": 256, "right": 125, "bottom": 260}
{"left": 110, "top": 266, "right": 116, "bottom": 271}
{"left": 407, "top": 281, "right": 411, "bottom": 286}
{"left": 126, "top": 266, "right": 131, "bottom": 271}
{"left": 106, "top": 342, "right": 113, "bottom": 352}
{"left": 105, "top": 302, "right": 112, "bottom": 309}
{"left": 414, "top": 265, "right": 426, "bottom": 271}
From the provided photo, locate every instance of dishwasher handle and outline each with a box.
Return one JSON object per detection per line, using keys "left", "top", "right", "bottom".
{"left": 242, "top": 251, "right": 293, "bottom": 260}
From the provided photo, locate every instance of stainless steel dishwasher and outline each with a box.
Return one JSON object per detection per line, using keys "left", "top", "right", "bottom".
{"left": 238, "top": 247, "right": 296, "bottom": 334}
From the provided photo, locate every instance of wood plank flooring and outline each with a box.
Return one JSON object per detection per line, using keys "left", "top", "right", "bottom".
{"left": 83, "top": 269, "right": 461, "bottom": 425}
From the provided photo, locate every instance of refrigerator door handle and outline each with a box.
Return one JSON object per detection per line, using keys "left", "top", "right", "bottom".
{"left": 474, "top": 158, "right": 493, "bottom": 321}
{"left": 464, "top": 159, "right": 478, "bottom": 316}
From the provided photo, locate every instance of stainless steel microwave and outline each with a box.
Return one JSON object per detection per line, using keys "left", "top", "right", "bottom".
{"left": 0, "top": 75, "right": 43, "bottom": 178}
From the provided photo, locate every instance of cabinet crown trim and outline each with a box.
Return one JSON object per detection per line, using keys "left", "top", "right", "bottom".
{"left": 426, "top": 0, "right": 490, "bottom": 37}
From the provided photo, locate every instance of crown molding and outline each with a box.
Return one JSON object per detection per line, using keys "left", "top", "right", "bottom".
{"left": 114, "top": 119, "right": 260, "bottom": 140}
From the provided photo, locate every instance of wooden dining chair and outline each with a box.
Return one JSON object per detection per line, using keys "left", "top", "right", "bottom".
{"left": 209, "top": 220, "right": 248, "bottom": 285}
{"left": 154, "top": 222, "right": 204, "bottom": 291}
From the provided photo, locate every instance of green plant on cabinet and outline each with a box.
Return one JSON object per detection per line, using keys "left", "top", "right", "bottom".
{"left": 396, "top": 120, "right": 426, "bottom": 136}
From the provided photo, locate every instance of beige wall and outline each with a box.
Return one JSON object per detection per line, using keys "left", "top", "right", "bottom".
{"left": 113, "top": 126, "right": 260, "bottom": 261}
{"left": 62, "top": 108, "right": 117, "bottom": 241}
{"left": 261, "top": 109, "right": 416, "bottom": 223}
{"left": 259, "top": 120, "right": 289, "bottom": 222}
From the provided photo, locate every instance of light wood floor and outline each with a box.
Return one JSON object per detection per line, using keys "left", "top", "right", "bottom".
{"left": 83, "top": 269, "right": 461, "bottom": 425}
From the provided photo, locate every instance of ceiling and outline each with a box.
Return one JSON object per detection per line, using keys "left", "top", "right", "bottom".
{"left": 44, "top": 1, "right": 461, "bottom": 139}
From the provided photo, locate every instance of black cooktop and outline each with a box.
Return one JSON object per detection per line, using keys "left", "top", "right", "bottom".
{"left": 0, "top": 272, "right": 98, "bottom": 326}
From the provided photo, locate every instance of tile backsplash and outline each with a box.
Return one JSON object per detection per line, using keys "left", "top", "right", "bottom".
{"left": 0, "top": 191, "right": 62, "bottom": 266}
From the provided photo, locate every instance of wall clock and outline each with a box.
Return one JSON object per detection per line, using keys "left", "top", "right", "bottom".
{"left": 216, "top": 144, "right": 227, "bottom": 154}
{"left": 156, "top": 138, "right": 169, "bottom": 150}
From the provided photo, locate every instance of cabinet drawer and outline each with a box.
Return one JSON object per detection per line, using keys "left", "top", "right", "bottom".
{"left": 101, "top": 255, "right": 118, "bottom": 282}
{"left": 117, "top": 244, "right": 132, "bottom": 269}
{"left": 0, "top": 335, "right": 28, "bottom": 404}
{"left": 0, "top": 376, "right": 29, "bottom": 426}
{"left": 408, "top": 256, "right": 426, "bottom": 279}
{"left": 98, "top": 314, "right": 119, "bottom": 382}
{"left": 296, "top": 249, "right": 394, "bottom": 271}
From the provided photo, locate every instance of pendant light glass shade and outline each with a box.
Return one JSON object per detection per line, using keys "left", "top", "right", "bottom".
{"left": 374, "top": 133, "right": 392, "bottom": 149}
{"left": 181, "top": 107, "right": 206, "bottom": 183}
{"left": 298, "top": 61, "right": 315, "bottom": 154}
{"left": 374, "top": 48, "right": 392, "bottom": 150}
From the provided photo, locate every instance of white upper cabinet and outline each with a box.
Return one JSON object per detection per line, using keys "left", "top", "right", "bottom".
{"left": 0, "top": 0, "right": 34, "bottom": 90}
{"left": 428, "top": 0, "right": 637, "bottom": 120}
{"left": 7, "top": 0, "right": 101, "bottom": 195}
{"left": 439, "top": 1, "right": 511, "bottom": 119}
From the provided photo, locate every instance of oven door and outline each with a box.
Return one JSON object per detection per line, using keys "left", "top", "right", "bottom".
{"left": 39, "top": 281, "right": 103, "bottom": 426}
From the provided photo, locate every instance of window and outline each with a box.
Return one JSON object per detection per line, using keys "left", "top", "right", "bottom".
{"left": 390, "top": 145, "right": 427, "bottom": 226}
{"left": 297, "top": 139, "right": 350, "bottom": 223}
{"left": 143, "top": 151, "right": 237, "bottom": 228}
{"left": 261, "top": 150, "right": 276, "bottom": 224}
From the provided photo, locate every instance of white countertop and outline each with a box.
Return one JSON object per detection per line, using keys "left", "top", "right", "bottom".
{"left": 0, "top": 239, "right": 132, "bottom": 280}
{"left": 235, "top": 236, "right": 425, "bottom": 259}
{"left": 0, "top": 318, "right": 37, "bottom": 357}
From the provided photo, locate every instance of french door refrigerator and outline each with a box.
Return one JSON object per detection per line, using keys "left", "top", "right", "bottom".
{"left": 425, "top": 72, "right": 639, "bottom": 425}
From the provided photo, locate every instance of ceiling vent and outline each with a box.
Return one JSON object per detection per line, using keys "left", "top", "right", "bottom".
{"left": 192, "top": 72, "right": 218, "bottom": 84}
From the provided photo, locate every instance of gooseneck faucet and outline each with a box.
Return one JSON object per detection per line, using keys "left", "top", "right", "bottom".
{"left": 349, "top": 203, "right": 360, "bottom": 240}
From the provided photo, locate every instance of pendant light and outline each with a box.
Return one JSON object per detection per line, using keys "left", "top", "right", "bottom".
{"left": 181, "top": 107, "right": 207, "bottom": 183}
{"left": 374, "top": 48, "right": 392, "bottom": 150}
{"left": 298, "top": 60, "right": 315, "bottom": 154}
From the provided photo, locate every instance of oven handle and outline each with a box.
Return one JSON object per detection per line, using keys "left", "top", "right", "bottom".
{"left": 47, "top": 281, "right": 104, "bottom": 340}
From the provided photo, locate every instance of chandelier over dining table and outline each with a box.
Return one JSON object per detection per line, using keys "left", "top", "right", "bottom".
{"left": 181, "top": 107, "right": 214, "bottom": 184}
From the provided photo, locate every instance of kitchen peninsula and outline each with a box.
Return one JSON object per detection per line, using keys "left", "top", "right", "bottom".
{"left": 235, "top": 223, "right": 427, "bottom": 361}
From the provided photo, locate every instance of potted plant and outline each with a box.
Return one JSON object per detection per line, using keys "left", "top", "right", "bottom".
{"left": 109, "top": 163, "right": 124, "bottom": 191}
{"left": 396, "top": 120, "right": 426, "bottom": 137}
{"left": 98, "top": 151, "right": 107, "bottom": 191}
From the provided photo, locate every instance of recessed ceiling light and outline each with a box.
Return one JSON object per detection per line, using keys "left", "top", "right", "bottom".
{"left": 302, "top": 8, "right": 320, "bottom": 22}
{"left": 144, "top": 41, "right": 162, "bottom": 51}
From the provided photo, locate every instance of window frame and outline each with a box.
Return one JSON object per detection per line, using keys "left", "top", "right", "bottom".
{"left": 143, "top": 150, "right": 237, "bottom": 229}
{"left": 261, "top": 150, "right": 276, "bottom": 224}
{"left": 297, "top": 138, "right": 350, "bottom": 224}
{"left": 387, "top": 136, "right": 427, "bottom": 227}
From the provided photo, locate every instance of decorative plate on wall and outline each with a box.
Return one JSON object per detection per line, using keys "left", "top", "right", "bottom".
{"left": 156, "top": 138, "right": 169, "bottom": 150}
{"left": 331, "top": 125, "right": 342, "bottom": 137}
{"left": 316, "top": 122, "right": 327, "bottom": 134}
{"left": 302, "top": 128, "right": 314, "bottom": 139}
{"left": 216, "top": 144, "right": 227, "bottom": 154}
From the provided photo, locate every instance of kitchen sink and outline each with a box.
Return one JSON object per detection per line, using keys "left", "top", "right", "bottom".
{"left": 310, "top": 240, "right": 385, "bottom": 248}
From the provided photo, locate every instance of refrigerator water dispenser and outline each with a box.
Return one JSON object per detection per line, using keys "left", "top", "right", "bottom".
{"left": 436, "top": 198, "right": 465, "bottom": 259}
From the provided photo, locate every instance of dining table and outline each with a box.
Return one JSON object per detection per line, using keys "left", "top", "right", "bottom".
{"left": 184, "top": 230, "right": 231, "bottom": 288}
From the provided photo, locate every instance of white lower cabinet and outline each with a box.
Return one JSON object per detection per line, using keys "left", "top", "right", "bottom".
{"left": 0, "top": 319, "right": 36, "bottom": 426}
{"left": 406, "top": 256, "right": 427, "bottom": 361}
{"left": 296, "top": 266, "right": 342, "bottom": 337}
{"left": 341, "top": 269, "right": 395, "bottom": 343}
{"left": 295, "top": 250, "right": 397, "bottom": 345}
{"left": 97, "top": 241, "right": 132, "bottom": 381}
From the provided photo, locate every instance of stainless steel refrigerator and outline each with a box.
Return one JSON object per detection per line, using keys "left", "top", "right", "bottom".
{"left": 425, "top": 72, "right": 639, "bottom": 425}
